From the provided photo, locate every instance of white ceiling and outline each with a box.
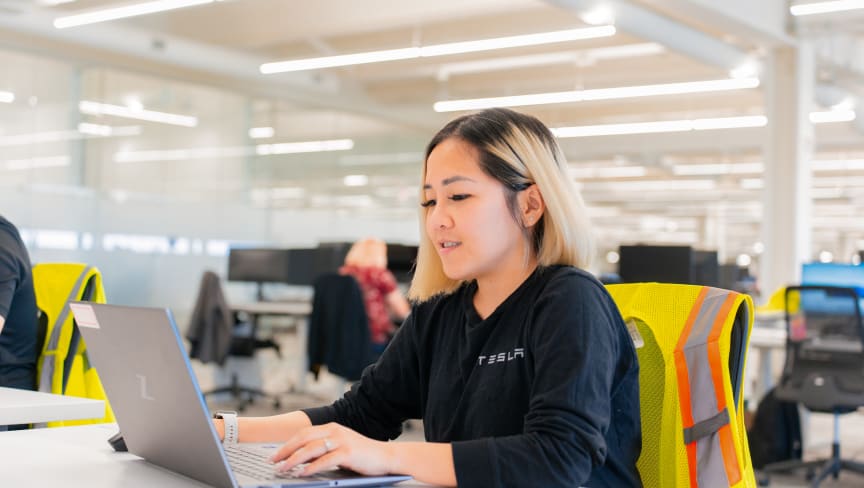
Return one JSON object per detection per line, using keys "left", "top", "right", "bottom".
{"left": 1, "top": 0, "right": 864, "bottom": 264}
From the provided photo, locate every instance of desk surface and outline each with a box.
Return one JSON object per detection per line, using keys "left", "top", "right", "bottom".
{"left": 0, "top": 424, "right": 427, "bottom": 487}
{"left": 231, "top": 301, "right": 312, "bottom": 316}
{"left": 0, "top": 387, "right": 105, "bottom": 425}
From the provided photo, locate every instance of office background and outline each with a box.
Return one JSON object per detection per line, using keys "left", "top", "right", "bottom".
{"left": 1, "top": 0, "right": 864, "bottom": 323}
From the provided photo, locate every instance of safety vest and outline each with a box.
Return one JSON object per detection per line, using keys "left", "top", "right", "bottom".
{"left": 32, "top": 263, "right": 114, "bottom": 426}
{"left": 606, "top": 283, "right": 756, "bottom": 488}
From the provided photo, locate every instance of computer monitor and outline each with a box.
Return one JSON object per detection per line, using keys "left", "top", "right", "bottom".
{"left": 800, "top": 262, "right": 864, "bottom": 314}
{"left": 691, "top": 250, "right": 719, "bottom": 287}
{"left": 227, "top": 248, "right": 291, "bottom": 284}
{"left": 618, "top": 245, "right": 693, "bottom": 284}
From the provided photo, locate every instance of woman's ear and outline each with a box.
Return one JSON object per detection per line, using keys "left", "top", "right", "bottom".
{"left": 519, "top": 185, "right": 545, "bottom": 228}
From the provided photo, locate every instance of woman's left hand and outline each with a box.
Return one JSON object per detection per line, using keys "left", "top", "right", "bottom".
{"left": 269, "top": 422, "right": 395, "bottom": 477}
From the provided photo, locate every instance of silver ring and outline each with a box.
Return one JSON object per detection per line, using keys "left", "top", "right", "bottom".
{"left": 323, "top": 437, "right": 334, "bottom": 453}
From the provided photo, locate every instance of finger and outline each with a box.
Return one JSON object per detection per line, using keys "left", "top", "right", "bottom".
{"left": 270, "top": 427, "right": 330, "bottom": 463}
{"left": 297, "top": 450, "right": 342, "bottom": 477}
{"left": 280, "top": 437, "right": 335, "bottom": 470}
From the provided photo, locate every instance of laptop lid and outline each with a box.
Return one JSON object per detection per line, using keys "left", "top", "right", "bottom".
{"left": 70, "top": 302, "right": 410, "bottom": 488}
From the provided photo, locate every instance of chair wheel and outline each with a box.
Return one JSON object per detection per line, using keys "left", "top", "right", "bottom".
{"left": 757, "top": 473, "right": 770, "bottom": 486}
{"left": 273, "top": 399, "right": 281, "bottom": 410}
{"left": 805, "top": 469, "right": 815, "bottom": 481}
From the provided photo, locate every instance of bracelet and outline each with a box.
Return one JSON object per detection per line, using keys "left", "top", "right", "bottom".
{"left": 214, "top": 410, "right": 238, "bottom": 444}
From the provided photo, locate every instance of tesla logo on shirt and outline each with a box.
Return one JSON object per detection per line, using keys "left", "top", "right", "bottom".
{"left": 136, "top": 374, "right": 156, "bottom": 401}
{"left": 477, "top": 348, "right": 525, "bottom": 366}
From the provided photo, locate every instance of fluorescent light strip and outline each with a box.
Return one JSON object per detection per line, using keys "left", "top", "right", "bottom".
{"left": 0, "top": 125, "right": 139, "bottom": 147}
{"left": 79, "top": 100, "right": 198, "bottom": 127}
{"left": 437, "top": 43, "right": 664, "bottom": 80}
{"left": 256, "top": 139, "right": 353, "bottom": 155}
{"left": 248, "top": 127, "right": 274, "bottom": 139}
{"left": 673, "top": 162, "right": 765, "bottom": 176}
{"left": 260, "top": 26, "right": 615, "bottom": 74}
{"left": 434, "top": 77, "right": 759, "bottom": 112}
{"left": 114, "top": 138, "right": 354, "bottom": 162}
{"left": 570, "top": 165, "right": 647, "bottom": 178}
{"left": 583, "top": 179, "right": 717, "bottom": 192}
{"left": 791, "top": 0, "right": 864, "bottom": 16}
{"left": 0, "top": 91, "right": 14, "bottom": 103}
{"left": 809, "top": 109, "right": 856, "bottom": 123}
{"left": 54, "top": 0, "right": 214, "bottom": 29}
{"left": 3, "top": 156, "right": 71, "bottom": 171}
{"left": 813, "top": 159, "right": 864, "bottom": 170}
{"left": 552, "top": 110, "right": 858, "bottom": 138}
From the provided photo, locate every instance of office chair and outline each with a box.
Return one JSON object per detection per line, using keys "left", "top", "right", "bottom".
{"left": 187, "top": 271, "right": 282, "bottom": 412}
{"left": 759, "top": 285, "right": 864, "bottom": 487}
{"left": 307, "top": 273, "right": 374, "bottom": 383}
{"left": 607, "top": 283, "right": 757, "bottom": 488}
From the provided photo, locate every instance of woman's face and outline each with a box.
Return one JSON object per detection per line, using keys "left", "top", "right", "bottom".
{"left": 423, "top": 137, "right": 529, "bottom": 284}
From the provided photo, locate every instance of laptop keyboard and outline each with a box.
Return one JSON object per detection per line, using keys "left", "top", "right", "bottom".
{"left": 224, "top": 444, "right": 312, "bottom": 480}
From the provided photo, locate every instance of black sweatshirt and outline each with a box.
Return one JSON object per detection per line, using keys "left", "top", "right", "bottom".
{"left": 303, "top": 265, "right": 642, "bottom": 487}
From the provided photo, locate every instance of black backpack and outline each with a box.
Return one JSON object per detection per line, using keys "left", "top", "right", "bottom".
{"left": 748, "top": 387, "right": 803, "bottom": 469}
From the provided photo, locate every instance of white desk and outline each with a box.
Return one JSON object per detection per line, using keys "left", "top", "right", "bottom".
{"left": 232, "top": 301, "right": 311, "bottom": 317}
{"left": 748, "top": 314, "right": 788, "bottom": 404}
{"left": 0, "top": 424, "right": 426, "bottom": 487}
{"left": 0, "top": 386, "right": 105, "bottom": 426}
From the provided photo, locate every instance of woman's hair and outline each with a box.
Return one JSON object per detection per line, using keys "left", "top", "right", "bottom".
{"left": 408, "top": 108, "right": 594, "bottom": 302}
{"left": 344, "top": 238, "right": 388, "bottom": 269}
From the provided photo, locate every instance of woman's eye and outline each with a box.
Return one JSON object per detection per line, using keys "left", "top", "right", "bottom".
{"left": 420, "top": 199, "right": 436, "bottom": 208}
{"left": 450, "top": 194, "right": 471, "bottom": 201}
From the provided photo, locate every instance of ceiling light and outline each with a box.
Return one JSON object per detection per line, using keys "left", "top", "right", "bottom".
{"left": 339, "top": 152, "right": 423, "bottom": 166}
{"left": 343, "top": 174, "right": 369, "bottom": 187}
{"left": 434, "top": 77, "right": 759, "bottom": 112}
{"left": 256, "top": 139, "right": 353, "bottom": 155}
{"left": 672, "top": 162, "right": 764, "bottom": 175}
{"left": 260, "top": 26, "right": 616, "bottom": 74}
{"left": 3, "top": 156, "right": 71, "bottom": 171}
{"left": 570, "top": 165, "right": 647, "bottom": 178}
{"left": 0, "top": 125, "right": 139, "bottom": 147}
{"left": 809, "top": 109, "right": 856, "bottom": 123}
{"left": 791, "top": 0, "right": 864, "bottom": 16}
{"left": 79, "top": 100, "right": 198, "bottom": 127}
{"left": 0, "top": 91, "right": 14, "bottom": 103}
{"left": 54, "top": 0, "right": 214, "bottom": 29}
{"left": 436, "top": 43, "right": 664, "bottom": 80}
{"left": 248, "top": 127, "right": 274, "bottom": 139}
{"left": 550, "top": 110, "right": 858, "bottom": 138}
{"left": 812, "top": 159, "right": 864, "bottom": 170}
{"left": 580, "top": 6, "right": 615, "bottom": 26}
{"left": 582, "top": 179, "right": 717, "bottom": 192}
{"left": 115, "top": 138, "right": 354, "bottom": 162}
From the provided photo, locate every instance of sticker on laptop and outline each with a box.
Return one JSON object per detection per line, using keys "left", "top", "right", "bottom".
{"left": 69, "top": 303, "right": 100, "bottom": 329}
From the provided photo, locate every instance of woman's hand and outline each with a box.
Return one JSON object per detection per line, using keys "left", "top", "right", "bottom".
{"left": 269, "top": 422, "right": 396, "bottom": 477}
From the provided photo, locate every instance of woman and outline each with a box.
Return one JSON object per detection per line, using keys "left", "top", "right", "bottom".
{"left": 339, "top": 238, "right": 411, "bottom": 351}
{"left": 217, "top": 108, "right": 642, "bottom": 487}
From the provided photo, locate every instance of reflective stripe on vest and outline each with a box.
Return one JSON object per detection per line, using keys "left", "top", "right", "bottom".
{"left": 38, "top": 266, "right": 93, "bottom": 394}
{"left": 673, "top": 287, "right": 741, "bottom": 487}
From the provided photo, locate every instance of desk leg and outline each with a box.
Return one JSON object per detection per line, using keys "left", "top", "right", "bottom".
{"left": 296, "top": 318, "right": 308, "bottom": 394}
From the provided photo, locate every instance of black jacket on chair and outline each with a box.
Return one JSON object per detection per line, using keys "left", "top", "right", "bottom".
{"left": 307, "top": 274, "right": 373, "bottom": 381}
{"left": 187, "top": 271, "right": 234, "bottom": 366}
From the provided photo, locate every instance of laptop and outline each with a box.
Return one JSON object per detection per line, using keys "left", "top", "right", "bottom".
{"left": 69, "top": 302, "right": 411, "bottom": 488}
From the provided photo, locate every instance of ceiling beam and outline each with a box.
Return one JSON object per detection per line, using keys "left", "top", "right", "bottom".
{"left": 546, "top": 0, "right": 755, "bottom": 73}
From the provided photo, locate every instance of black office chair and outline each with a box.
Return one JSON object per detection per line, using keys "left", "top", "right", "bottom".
{"left": 759, "top": 285, "right": 864, "bottom": 487}
{"left": 187, "top": 271, "right": 281, "bottom": 412}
